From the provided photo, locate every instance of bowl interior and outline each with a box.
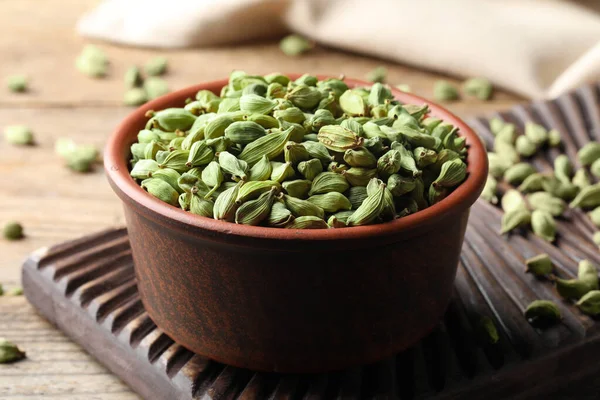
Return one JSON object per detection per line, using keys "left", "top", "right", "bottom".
{"left": 104, "top": 74, "right": 488, "bottom": 243}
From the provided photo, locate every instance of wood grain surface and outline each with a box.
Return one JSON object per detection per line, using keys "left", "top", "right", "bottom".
{"left": 0, "top": 0, "right": 524, "bottom": 398}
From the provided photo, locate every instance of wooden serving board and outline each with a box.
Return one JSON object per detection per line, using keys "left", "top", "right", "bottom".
{"left": 22, "top": 83, "right": 600, "bottom": 399}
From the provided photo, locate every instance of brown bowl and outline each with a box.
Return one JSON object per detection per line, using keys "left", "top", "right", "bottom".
{"left": 105, "top": 75, "right": 488, "bottom": 373}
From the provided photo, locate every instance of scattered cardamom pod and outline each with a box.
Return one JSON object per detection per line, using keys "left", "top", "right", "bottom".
{"left": 531, "top": 210, "right": 556, "bottom": 242}
{"left": 124, "top": 88, "right": 148, "bottom": 106}
{"left": 144, "top": 56, "right": 168, "bottom": 76}
{"left": 517, "top": 173, "right": 544, "bottom": 193}
{"left": 500, "top": 208, "right": 531, "bottom": 234}
{"left": 570, "top": 183, "right": 600, "bottom": 209}
{"left": 578, "top": 142, "right": 600, "bottom": 166}
{"left": 279, "top": 34, "right": 313, "bottom": 56}
{"left": 473, "top": 315, "right": 499, "bottom": 345}
{"left": 3, "top": 221, "right": 24, "bottom": 241}
{"left": 525, "top": 253, "right": 553, "bottom": 277}
{"left": 76, "top": 45, "right": 108, "bottom": 78}
{"left": 504, "top": 162, "right": 535, "bottom": 185}
{"left": 0, "top": 338, "right": 26, "bottom": 364}
{"left": 524, "top": 122, "right": 548, "bottom": 146}
{"left": 501, "top": 189, "right": 527, "bottom": 213}
{"left": 124, "top": 66, "right": 143, "bottom": 88}
{"left": 555, "top": 277, "right": 592, "bottom": 300}
{"left": 4, "top": 125, "right": 34, "bottom": 146}
{"left": 547, "top": 129, "right": 562, "bottom": 147}
{"left": 433, "top": 80, "right": 459, "bottom": 102}
{"left": 463, "top": 77, "right": 493, "bottom": 100}
{"left": 480, "top": 175, "right": 498, "bottom": 204}
{"left": 515, "top": 135, "right": 537, "bottom": 157}
{"left": 553, "top": 155, "right": 573, "bottom": 183}
{"left": 527, "top": 192, "right": 566, "bottom": 216}
{"left": 576, "top": 290, "right": 600, "bottom": 316}
{"left": 578, "top": 259, "right": 599, "bottom": 289}
{"left": 366, "top": 66, "right": 387, "bottom": 83}
{"left": 572, "top": 168, "right": 592, "bottom": 190}
{"left": 524, "top": 300, "right": 561, "bottom": 329}
{"left": 6, "top": 74, "right": 28, "bottom": 93}
{"left": 540, "top": 176, "right": 579, "bottom": 201}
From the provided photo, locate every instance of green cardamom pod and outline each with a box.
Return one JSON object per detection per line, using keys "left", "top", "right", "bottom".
{"left": 0, "top": 338, "right": 26, "bottom": 364}
{"left": 308, "top": 192, "right": 352, "bottom": 213}
{"left": 189, "top": 194, "right": 214, "bottom": 217}
{"left": 517, "top": 173, "right": 545, "bottom": 193}
{"left": 317, "top": 78, "right": 349, "bottom": 99}
{"left": 204, "top": 114, "right": 234, "bottom": 140}
{"left": 433, "top": 159, "right": 467, "bottom": 189}
{"left": 247, "top": 155, "right": 272, "bottom": 181}
{"left": 274, "top": 107, "right": 306, "bottom": 124}
{"left": 494, "top": 124, "right": 517, "bottom": 145}
{"left": 144, "top": 77, "right": 169, "bottom": 100}
{"left": 473, "top": 315, "right": 499, "bottom": 345}
{"left": 283, "top": 194, "right": 325, "bottom": 218}
{"left": 284, "top": 141, "right": 310, "bottom": 164}
{"left": 414, "top": 147, "right": 438, "bottom": 169}
{"left": 554, "top": 155, "right": 573, "bottom": 183}
{"left": 124, "top": 88, "right": 148, "bottom": 106}
{"left": 308, "top": 172, "right": 349, "bottom": 195}
{"left": 347, "top": 186, "right": 368, "bottom": 209}
{"left": 201, "top": 161, "right": 224, "bottom": 197}
{"left": 168, "top": 137, "right": 185, "bottom": 151}
{"left": 540, "top": 176, "right": 579, "bottom": 201}
{"left": 387, "top": 174, "right": 416, "bottom": 197}
{"left": 433, "top": 80, "right": 459, "bottom": 102}
{"left": 130, "top": 159, "right": 159, "bottom": 180}
{"left": 343, "top": 147, "right": 377, "bottom": 168}
{"left": 218, "top": 151, "right": 248, "bottom": 180}
{"left": 327, "top": 215, "right": 347, "bottom": 228}
{"left": 301, "top": 141, "right": 334, "bottom": 164}
{"left": 501, "top": 189, "right": 526, "bottom": 213}
{"left": 4, "top": 125, "right": 34, "bottom": 146}
{"left": 591, "top": 158, "right": 600, "bottom": 179}
{"left": 286, "top": 215, "right": 329, "bottom": 229}
{"left": 235, "top": 180, "right": 281, "bottom": 203}
{"left": 244, "top": 113, "right": 278, "bottom": 129}
{"left": 186, "top": 141, "right": 214, "bottom": 168}
{"left": 376, "top": 149, "right": 402, "bottom": 178}
{"left": 391, "top": 143, "right": 421, "bottom": 178}
{"left": 366, "top": 67, "right": 387, "bottom": 84}
{"left": 267, "top": 201, "right": 294, "bottom": 227}
{"left": 285, "top": 85, "right": 322, "bottom": 110}
{"left": 317, "top": 125, "right": 364, "bottom": 153}
{"left": 487, "top": 152, "right": 512, "bottom": 179}
{"left": 297, "top": 159, "right": 323, "bottom": 181}
{"left": 339, "top": 89, "right": 367, "bottom": 116}
{"left": 503, "top": 162, "right": 535, "bottom": 185}
{"left": 141, "top": 178, "right": 179, "bottom": 206}
{"left": 152, "top": 108, "right": 196, "bottom": 132}
{"left": 270, "top": 161, "right": 295, "bottom": 183}
{"left": 429, "top": 185, "right": 450, "bottom": 205}
{"left": 3, "top": 222, "right": 23, "bottom": 241}
{"left": 570, "top": 183, "right": 600, "bottom": 209}
{"left": 179, "top": 192, "right": 191, "bottom": 210}
{"left": 594, "top": 232, "right": 600, "bottom": 247}
{"left": 327, "top": 161, "right": 349, "bottom": 173}
{"left": 217, "top": 97, "right": 241, "bottom": 113}
{"left": 493, "top": 141, "right": 520, "bottom": 165}
{"left": 235, "top": 186, "right": 278, "bottom": 225}
{"left": 525, "top": 253, "right": 553, "bottom": 277}
{"left": 239, "top": 94, "right": 277, "bottom": 115}
{"left": 392, "top": 124, "right": 439, "bottom": 150}
{"left": 264, "top": 73, "right": 291, "bottom": 86}
{"left": 555, "top": 278, "right": 592, "bottom": 300}
{"left": 342, "top": 167, "right": 377, "bottom": 187}
{"left": 576, "top": 290, "right": 600, "bottom": 316}
{"left": 223, "top": 121, "right": 266, "bottom": 145}
{"left": 362, "top": 122, "right": 388, "bottom": 140}
{"left": 158, "top": 150, "right": 190, "bottom": 172}
{"left": 213, "top": 181, "right": 243, "bottom": 221}
{"left": 242, "top": 82, "right": 268, "bottom": 97}
{"left": 548, "top": 129, "right": 562, "bottom": 147}
{"left": 282, "top": 179, "right": 312, "bottom": 199}
{"left": 489, "top": 118, "right": 505, "bottom": 136}
{"left": 238, "top": 126, "right": 293, "bottom": 166}
{"left": 152, "top": 168, "right": 183, "bottom": 194}
{"left": 6, "top": 74, "right": 28, "bottom": 93}
{"left": 527, "top": 192, "right": 566, "bottom": 216}
{"left": 531, "top": 210, "right": 556, "bottom": 242}
{"left": 578, "top": 142, "right": 600, "bottom": 166}
{"left": 346, "top": 181, "right": 386, "bottom": 226}
{"left": 587, "top": 206, "right": 600, "bottom": 227}
{"left": 368, "top": 82, "right": 393, "bottom": 106}
{"left": 524, "top": 122, "right": 548, "bottom": 146}
{"left": 137, "top": 129, "right": 161, "bottom": 144}
{"left": 515, "top": 135, "right": 537, "bottom": 157}
{"left": 524, "top": 300, "right": 561, "bottom": 328}
{"left": 309, "top": 109, "right": 336, "bottom": 131}
{"left": 500, "top": 208, "right": 531, "bottom": 234}
{"left": 463, "top": 77, "right": 493, "bottom": 100}
{"left": 266, "top": 82, "right": 286, "bottom": 99}
{"left": 144, "top": 56, "right": 168, "bottom": 76}
{"left": 578, "top": 260, "right": 599, "bottom": 289}
{"left": 480, "top": 175, "right": 498, "bottom": 204}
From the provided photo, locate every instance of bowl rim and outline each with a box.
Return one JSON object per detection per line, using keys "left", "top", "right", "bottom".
{"left": 105, "top": 74, "right": 488, "bottom": 242}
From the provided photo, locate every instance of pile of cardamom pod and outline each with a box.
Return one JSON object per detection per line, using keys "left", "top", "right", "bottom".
{"left": 129, "top": 72, "right": 468, "bottom": 229}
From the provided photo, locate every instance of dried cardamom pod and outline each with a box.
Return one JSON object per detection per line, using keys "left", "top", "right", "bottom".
{"left": 368, "top": 82, "right": 393, "bottom": 106}
{"left": 141, "top": 178, "right": 179, "bottom": 206}
{"left": 130, "top": 159, "right": 159, "bottom": 180}
{"left": 282, "top": 179, "right": 312, "bottom": 199}
{"left": 238, "top": 126, "right": 293, "bottom": 166}
{"left": 414, "top": 147, "right": 438, "bottom": 169}
{"left": 144, "top": 56, "right": 168, "bottom": 76}
{"left": 218, "top": 151, "right": 248, "bottom": 180}
{"left": 189, "top": 194, "right": 214, "bottom": 217}
{"left": 285, "top": 85, "right": 323, "bottom": 110}
{"left": 433, "top": 80, "right": 459, "bottom": 102}
{"left": 213, "top": 181, "right": 243, "bottom": 221}
{"left": 432, "top": 159, "right": 467, "bottom": 189}
{"left": 487, "top": 152, "right": 512, "bottom": 179}
{"left": 0, "top": 338, "right": 26, "bottom": 364}
{"left": 297, "top": 159, "right": 323, "bottom": 181}
{"left": 6, "top": 74, "right": 28, "bottom": 93}
{"left": 186, "top": 141, "right": 213, "bottom": 168}
{"left": 342, "top": 167, "right": 378, "bottom": 187}
{"left": 489, "top": 118, "right": 505, "bottom": 136}
{"left": 201, "top": 161, "right": 224, "bottom": 197}
{"left": 376, "top": 149, "right": 402, "bottom": 178}
{"left": 343, "top": 147, "right": 377, "bottom": 168}
{"left": 576, "top": 290, "right": 600, "bottom": 316}
{"left": 503, "top": 162, "right": 535, "bottom": 185}
{"left": 347, "top": 180, "right": 386, "bottom": 226}
{"left": 594, "top": 232, "right": 600, "bottom": 247}
{"left": 527, "top": 192, "right": 566, "bottom": 216}
{"left": 524, "top": 122, "right": 548, "bottom": 146}
{"left": 339, "top": 89, "right": 367, "bottom": 116}
{"left": 570, "top": 183, "right": 600, "bottom": 209}
{"left": 531, "top": 210, "right": 556, "bottom": 242}
{"left": 501, "top": 189, "right": 526, "bottom": 213}
{"left": 524, "top": 300, "right": 561, "bottom": 328}
{"left": 554, "top": 155, "right": 573, "bottom": 183}
{"left": 517, "top": 173, "right": 545, "bottom": 193}
{"left": 152, "top": 168, "right": 183, "bottom": 194}
{"left": 308, "top": 192, "right": 352, "bottom": 213}
{"left": 286, "top": 216, "right": 329, "bottom": 229}
{"left": 267, "top": 201, "right": 294, "bottom": 227}
{"left": 463, "top": 77, "right": 493, "bottom": 100}
{"left": 388, "top": 174, "right": 416, "bottom": 197}
{"left": 274, "top": 107, "right": 306, "bottom": 124}
{"left": 235, "top": 180, "right": 281, "bottom": 203}
{"left": 3, "top": 222, "right": 23, "bottom": 241}
{"left": 578, "top": 142, "right": 600, "bottom": 166}
{"left": 247, "top": 155, "right": 272, "bottom": 181}
{"left": 152, "top": 108, "right": 197, "bottom": 132}
{"left": 245, "top": 113, "right": 278, "bottom": 129}
{"left": 548, "top": 129, "right": 562, "bottom": 147}
{"left": 317, "top": 125, "right": 364, "bottom": 153}
{"left": 500, "top": 208, "right": 531, "bottom": 234}
{"left": 239, "top": 94, "right": 277, "bottom": 115}
{"left": 4, "top": 125, "right": 34, "bottom": 146}
{"left": 224, "top": 121, "right": 266, "bottom": 145}
{"left": 284, "top": 141, "right": 310, "bottom": 164}
{"left": 347, "top": 186, "right": 368, "bottom": 209}
{"left": 515, "top": 135, "right": 537, "bottom": 157}
{"left": 493, "top": 141, "right": 520, "bottom": 165}
{"left": 540, "top": 176, "right": 579, "bottom": 201}
{"left": 270, "top": 161, "right": 295, "bottom": 183}
{"left": 144, "top": 77, "right": 169, "bottom": 100}
{"left": 123, "top": 88, "right": 148, "bottom": 106}
{"left": 308, "top": 172, "right": 349, "bottom": 195}
{"left": 279, "top": 34, "right": 313, "bottom": 56}
{"left": 235, "top": 186, "right": 278, "bottom": 225}
{"left": 480, "top": 175, "right": 498, "bottom": 204}
{"left": 179, "top": 192, "right": 191, "bottom": 210}
{"left": 494, "top": 124, "right": 517, "bottom": 145}
{"left": 204, "top": 114, "right": 234, "bottom": 140}
{"left": 578, "top": 260, "right": 599, "bottom": 289}
{"left": 525, "top": 253, "right": 553, "bottom": 277}
{"left": 587, "top": 206, "right": 600, "bottom": 227}
{"left": 283, "top": 194, "right": 325, "bottom": 218}
{"left": 555, "top": 278, "right": 592, "bottom": 300}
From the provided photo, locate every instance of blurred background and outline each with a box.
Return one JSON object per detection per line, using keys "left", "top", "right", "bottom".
{"left": 1, "top": 0, "right": 600, "bottom": 397}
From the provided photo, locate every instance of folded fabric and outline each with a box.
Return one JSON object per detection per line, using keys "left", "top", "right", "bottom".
{"left": 78, "top": 0, "right": 600, "bottom": 99}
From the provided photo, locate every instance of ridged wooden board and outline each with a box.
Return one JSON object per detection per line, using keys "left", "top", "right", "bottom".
{"left": 22, "top": 83, "right": 600, "bottom": 399}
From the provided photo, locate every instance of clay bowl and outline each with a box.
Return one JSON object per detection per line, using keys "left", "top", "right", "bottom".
{"left": 105, "top": 74, "right": 488, "bottom": 373}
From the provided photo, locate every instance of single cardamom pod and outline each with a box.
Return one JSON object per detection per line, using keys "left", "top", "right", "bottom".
{"left": 270, "top": 161, "right": 295, "bottom": 183}
{"left": 267, "top": 201, "right": 294, "bottom": 227}
{"left": 494, "top": 124, "right": 517, "bottom": 145}
{"left": 217, "top": 151, "right": 247, "bottom": 180}
{"left": 343, "top": 147, "right": 377, "bottom": 168}
{"left": 189, "top": 194, "right": 214, "bottom": 217}
{"left": 480, "top": 175, "right": 498, "bottom": 204}
{"left": 282, "top": 179, "right": 312, "bottom": 199}
{"left": 591, "top": 158, "right": 600, "bottom": 179}
{"left": 213, "top": 181, "right": 243, "bottom": 221}
{"left": 570, "top": 183, "right": 600, "bottom": 209}
{"left": 130, "top": 159, "right": 159, "bottom": 180}
{"left": 297, "top": 159, "right": 323, "bottom": 181}
{"left": 527, "top": 192, "right": 566, "bottom": 216}
{"left": 493, "top": 141, "right": 520, "bottom": 165}
{"left": 235, "top": 186, "right": 278, "bottom": 225}
{"left": 392, "top": 124, "right": 439, "bottom": 150}
{"left": 433, "top": 80, "right": 459, "bottom": 102}
{"left": 524, "top": 122, "right": 548, "bottom": 146}
{"left": 239, "top": 94, "right": 277, "bottom": 115}
{"left": 274, "top": 107, "right": 306, "bottom": 124}
{"left": 578, "top": 142, "right": 600, "bottom": 166}
{"left": 587, "top": 206, "right": 600, "bottom": 227}
{"left": 4, "top": 125, "right": 34, "bottom": 146}
{"left": 363, "top": 122, "right": 387, "bottom": 140}
{"left": 294, "top": 73, "right": 318, "bottom": 86}
{"left": 524, "top": 300, "right": 561, "bottom": 329}
{"left": 238, "top": 126, "right": 293, "bottom": 166}
{"left": 285, "top": 85, "right": 323, "bottom": 110}
{"left": 204, "top": 114, "right": 234, "bottom": 140}
{"left": 242, "top": 82, "right": 268, "bottom": 97}
{"left": 578, "top": 260, "right": 599, "bottom": 289}
{"left": 463, "top": 77, "right": 493, "bottom": 100}
{"left": 489, "top": 118, "right": 505, "bottom": 136}
{"left": 376, "top": 149, "right": 402, "bottom": 178}
{"left": 308, "top": 192, "right": 352, "bottom": 213}
{"left": 283, "top": 194, "right": 325, "bottom": 218}
{"left": 123, "top": 88, "right": 148, "bottom": 106}
{"left": 286, "top": 216, "right": 329, "bottom": 229}
{"left": 388, "top": 174, "right": 416, "bottom": 197}
{"left": 501, "top": 189, "right": 526, "bottom": 213}
{"left": 576, "top": 290, "right": 600, "bottom": 316}
{"left": 555, "top": 277, "right": 592, "bottom": 300}
{"left": 347, "top": 186, "right": 368, "bottom": 209}
{"left": 500, "top": 208, "right": 531, "bottom": 234}
{"left": 179, "top": 192, "right": 191, "bottom": 210}
{"left": 3, "top": 222, "right": 23, "bottom": 241}
{"left": 414, "top": 147, "right": 438, "bottom": 169}
{"left": 201, "top": 161, "right": 224, "bottom": 197}
{"left": 429, "top": 185, "right": 450, "bottom": 205}
{"left": 0, "top": 338, "right": 26, "bottom": 364}
{"left": 235, "top": 180, "right": 281, "bottom": 203}
{"left": 540, "top": 176, "right": 579, "bottom": 201}
{"left": 317, "top": 125, "right": 364, "bottom": 153}
{"left": 245, "top": 113, "right": 278, "bottom": 129}
{"left": 284, "top": 141, "right": 311, "bottom": 164}
{"left": 503, "top": 162, "right": 535, "bottom": 185}
{"left": 144, "top": 56, "right": 168, "bottom": 76}
{"left": 76, "top": 45, "right": 108, "bottom": 78}
{"left": 517, "top": 173, "right": 545, "bottom": 193}
{"left": 390, "top": 143, "right": 421, "bottom": 178}
{"left": 366, "top": 67, "right": 387, "bottom": 84}
{"left": 309, "top": 109, "right": 336, "bottom": 131}
{"left": 137, "top": 129, "right": 161, "bottom": 144}
{"left": 515, "top": 135, "right": 538, "bottom": 157}
{"left": 433, "top": 159, "right": 467, "bottom": 188}
{"left": 327, "top": 215, "right": 347, "bottom": 228}
{"left": 144, "top": 77, "right": 169, "bottom": 100}
{"left": 141, "top": 178, "right": 179, "bottom": 206}
{"left": 553, "top": 155, "right": 573, "bottom": 183}
{"left": 339, "top": 89, "right": 367, "bottom": 116}
{"left": 525, "top": 253, "right": 553, "bottom": 277}
{"left": 487, "top": 152, "right": 512, "bottom": 179}
{"left": 224, "top": 121, "right": 266, "bottom": 145}
{"left": 301, "top": 141, "right": 334, "bottom": 164}
{"left": 308, "top": 172, "right": 349, "bottom": 195}
{"left": 6, "top": 74, "right": 28, "bottom": 93}
{"left": 168, "top": 137, "right": 185, "bottom": 151}
{"left": 248, "top": 155, "right": 272, "bottom": 181}
{"left": 186, "top": 141, "right": 214, "bottom": 168}
{"left": 217, "top": 97, "right": 241, "bottom": 113}
{"left": 144, "top": 140, "right": 167, "bottom": 160}
{"left": 279, "top": 34, "right": 313, "bottom": 56}
{"left": 548, "top": 129, "right": 562, "bottom": 147}
{"left": 368, "top": 83, "right": 392, "bottom": 106}
{"left": 346, "top": 181, "right": 386, "bottom": 226}
{"left": 152, "top": 168, "right": 183, "bottom": 194}
{"left": 531, "top": 210, "right": 556, "bottom": 242}
{"left": 152, "top": 108, "right": 197, "bottom": 132}
{"left": 342, "top": 167, "right": 378, "bottom": 187}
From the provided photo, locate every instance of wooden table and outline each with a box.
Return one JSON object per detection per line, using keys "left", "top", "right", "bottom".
{"left": 0, "top": 1, "right": 524, "bottom": 398}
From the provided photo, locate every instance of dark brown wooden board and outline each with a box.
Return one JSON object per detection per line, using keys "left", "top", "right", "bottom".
{"left": 22, "top": 83, "right": 600, "bottom": 399}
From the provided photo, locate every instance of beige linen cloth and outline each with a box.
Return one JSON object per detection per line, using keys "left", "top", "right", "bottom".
{"left": 78, "top": 0, "right": 600, "bottom": 99}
